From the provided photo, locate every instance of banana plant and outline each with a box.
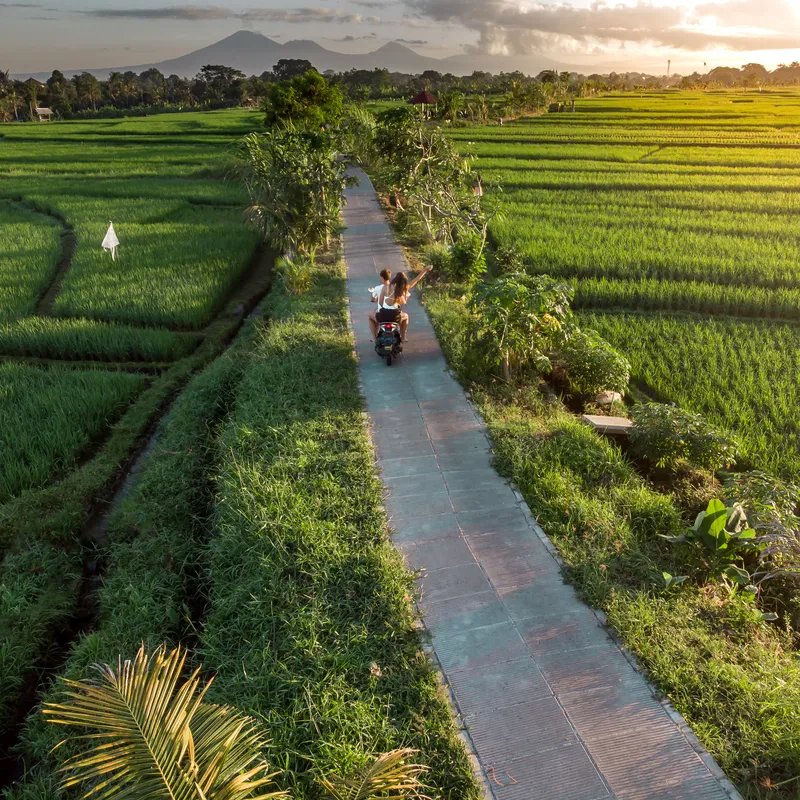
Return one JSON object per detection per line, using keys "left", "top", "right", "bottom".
{"left": 44, "top": 645, "right": 429, "bottom": 800}
{"left": 661, "top": 498, "right": 763, "bottom": 588}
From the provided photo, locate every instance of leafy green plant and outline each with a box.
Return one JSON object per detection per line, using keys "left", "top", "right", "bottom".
{"left": 630, "top": 403, "right": 739, "bottom": 472}
{"left": 277, "top": 254, "right": 314, "bottom": 296}
{"left": 468, "top": 272, "right": 573, "bottom": 381}
{"left": 449, "top": 231, "right": 486, "bottom": 284}
{"left": 557, "top": 327, "right": 630, "bottom": 396}
{"left": 724, "top": 471, "right": 800, "bottom": 586}
{"left": 44, "top": 644, "right": 432, "bottom": 800}
{"left": 236, "top": 128, "right": 354, "bottom": 255}
{"left": 422, "top": 243, "right": 452, "bottom": 277}
{"left": 44, "top": 644, "right": 286, "bottom": 800}
{"left": 662, "top": 498, "right": 762, "bottom": 587}
{"left": 491, "top": 243, "right": 524, "bottom": 276}
{"left": 661, "top": 571, "right": 688, "bottom": 590}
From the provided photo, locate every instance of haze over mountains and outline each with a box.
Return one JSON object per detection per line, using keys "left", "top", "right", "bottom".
{"left": 16, "top": 31, "right": 584, "bottom": 82}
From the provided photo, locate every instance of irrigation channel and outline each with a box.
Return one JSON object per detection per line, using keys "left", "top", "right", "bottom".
{"left": 0, "top": 226, "right": 276, "bottom": 789}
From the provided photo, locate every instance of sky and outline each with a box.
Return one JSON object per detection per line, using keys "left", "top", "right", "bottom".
{"left": 2, "top": 0, "right": 800, "bottom": 75}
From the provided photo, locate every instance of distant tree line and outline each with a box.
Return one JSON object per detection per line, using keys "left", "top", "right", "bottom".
{"left": 3, "top": 57, "right": 799, "bottom": 123}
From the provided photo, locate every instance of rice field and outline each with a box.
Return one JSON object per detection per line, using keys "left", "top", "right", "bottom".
{"left": 0, "top": 362, "right": 145, "bottom": 502}
{"left": 0, "top": 201, "right": 62, "bottom": 321}
{"left": 0, "top": 110, "right": 263, "bottom": 504}
{"left": 456, "top": 90, "right": 800, "bottom": 478}
{"left": 0, "top": 110, "right": 261, "bottom": 338}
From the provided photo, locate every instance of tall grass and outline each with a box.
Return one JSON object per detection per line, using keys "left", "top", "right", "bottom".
{"left": 0, "top": 201, "right": 61, "bottom": 321}
{"left": 0, "top": 316, "right": 195, "bottom": 361}
{"left": 0, "top": 363, "right": 145, "bottom": 502}
{"left": 200, "top": 260, "right": 479, "bottom": 799}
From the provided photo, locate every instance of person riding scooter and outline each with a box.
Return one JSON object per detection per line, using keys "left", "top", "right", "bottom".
{"left": 373, "top": 267, "right": 432, "bottom": 342}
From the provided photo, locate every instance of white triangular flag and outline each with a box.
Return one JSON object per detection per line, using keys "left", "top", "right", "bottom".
{"left": 102, "top": 222, "right": 119, "bottom": 261}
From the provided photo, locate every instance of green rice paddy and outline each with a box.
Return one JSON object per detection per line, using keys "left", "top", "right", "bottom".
{"left": 455, "top": 90, "right": 800, "bottom": 478}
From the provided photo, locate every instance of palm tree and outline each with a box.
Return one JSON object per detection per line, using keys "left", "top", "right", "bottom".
{"left": 44, "top": 645, "right": 429, "bottom": 800}
{"left": 5, "top": 82, "right": 22, "bottom": 120}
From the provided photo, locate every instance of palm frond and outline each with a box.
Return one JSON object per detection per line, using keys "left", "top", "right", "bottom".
{"left": 43, "top": 645, "right": 286, "bottom": 800}
{"left": 44, "top": 644, "right": 205, "bottom": 800}
{"left": 319, "top": 749, "right": 430, "bottom": 800}
{"left": 192, "top": 703, "right": 287, "bottom": 800}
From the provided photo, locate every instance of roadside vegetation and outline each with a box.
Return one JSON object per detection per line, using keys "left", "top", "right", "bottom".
{"left": 0, "top": 84, "right": 478, "bottom": 800}
{"left": 348, "top": 92, "right": 800, "bottom": 797}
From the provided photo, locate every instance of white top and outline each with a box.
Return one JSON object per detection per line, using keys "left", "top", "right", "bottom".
{"left": 378, "top": 284, "right": 399, "bottom": 310}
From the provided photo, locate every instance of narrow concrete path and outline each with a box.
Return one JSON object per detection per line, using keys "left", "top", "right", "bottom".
{"left": 343, "top": 168, "right": 739, "bottom": 800}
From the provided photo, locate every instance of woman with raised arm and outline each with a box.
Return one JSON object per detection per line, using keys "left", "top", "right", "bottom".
{"left": 383, "top": 267, "right": 432, "bottom": 342}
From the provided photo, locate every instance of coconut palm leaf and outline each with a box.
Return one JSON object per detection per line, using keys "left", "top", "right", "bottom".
{"left": 43, "top": 645, "right": 286, "bottom": 800}
{"left": 318, "top": 749, "right": 429, "bottom": 800}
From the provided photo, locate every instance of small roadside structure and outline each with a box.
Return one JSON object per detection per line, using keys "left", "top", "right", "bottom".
{"left": 582, "top": 414, "right": 633, "bottom": 437}
{"left": 34, "top": 107, "right": 53, "bottom": 122}
{"left": 410, "top": 89, "right": 437, "bottom": 118}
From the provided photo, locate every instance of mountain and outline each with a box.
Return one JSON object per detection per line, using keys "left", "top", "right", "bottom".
{"left": 14, "top": 30, "right": 583, "bottom": 82}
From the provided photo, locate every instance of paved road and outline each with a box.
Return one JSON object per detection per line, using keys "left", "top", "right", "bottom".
{"left": 343, "top": 168, "right": 739, "bottom": 800}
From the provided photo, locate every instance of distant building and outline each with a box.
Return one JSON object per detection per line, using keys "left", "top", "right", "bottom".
{"left": 34, "top": 107, "right": 53, "bottom": 122}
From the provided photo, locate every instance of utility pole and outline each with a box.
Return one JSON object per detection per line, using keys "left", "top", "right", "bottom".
{"left": 667, "top": 60, "right": 671, "bottom": 78}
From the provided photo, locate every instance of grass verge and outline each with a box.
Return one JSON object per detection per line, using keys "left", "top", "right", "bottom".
{"left": 199, "top": 257, "right": 480, "bottom": 799}
{"left": 420, "top": 280, "right": 800, "bottom": 800}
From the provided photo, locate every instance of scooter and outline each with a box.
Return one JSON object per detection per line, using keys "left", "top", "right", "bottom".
{"left": 375, "top": 321, "right": 403, "bottom": 366}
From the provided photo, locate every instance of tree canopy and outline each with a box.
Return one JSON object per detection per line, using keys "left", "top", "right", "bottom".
{"left": 263, "top": 70, "right": 343, "bottom": 129}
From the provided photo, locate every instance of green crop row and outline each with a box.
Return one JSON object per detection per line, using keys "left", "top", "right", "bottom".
{"left": 4, "top": 331, "right": 250, "bottom": 788}
{"left": 0, "top": 316, "right": 195, "bottom": 362}
{"left": 0, "top": 363, "right": 146, "bottom": 503}
{"left": 579, "top": 311, "right": 800, "bottom": 479}
{"left": 572, "top": 276, "right": 800, "bottom": 320}
{"left": 0, "top": 201, "right": 62, "bottom": 321}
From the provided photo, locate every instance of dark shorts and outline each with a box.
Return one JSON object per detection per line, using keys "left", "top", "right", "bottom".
{"left": 376, "top": 308, "right": 401, "bottom": 323}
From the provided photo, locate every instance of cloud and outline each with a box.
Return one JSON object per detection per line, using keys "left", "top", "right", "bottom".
{"left": 240, "top": 8, "right": 380, "bottom": 24}
{"left": 329, "top": 33, "right": 379, "bottom": 41}
{"left": 85, "top": 5, "right": 230, "bottom": 20}
{"left": 351, "top": 0, "right": 396, "bottom": 6}
{"left": 405, "top": 0, "right": 800, "bottom": 54}
{"left": 395, "top": 38, "right": 428, "bottom": 45}
{"left": 81, "top": 4, "right": 382, "bottom": 25}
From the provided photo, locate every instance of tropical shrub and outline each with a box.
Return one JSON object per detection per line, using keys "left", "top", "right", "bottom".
{"left": 236, "top": 128, "right": 354, "bottom": 255}
{"left": 491, "top": 243, "right": 525, "bottom": 276}
{"left": 337, "top": 103, "right": 377, "bottom": 166}
{"left": 725, "top": 471, "right": 800, "bottom": 586}
{"left": 558, "top": 328, "right": 630, "bottom": 396}
{"left": 277, "top": 254, "right": 313, "bottom": 296}
{"left": 374, "top": 107, "right": 501, "bottom": 249}
{"left": 630, "top": 403, "right": 740, "bottom": 472}
{"left": 662, "top": 498, "right": 763, "bottom": 589}
{"left": 423, "top": 243, "right": 452, "bottom": 277}
{"left": 263, "top": 70, "right": 344, "bottom": 130}
{"left": 468, "top": 272, "right": 573, "bottom": 381}
{"left": 450, "top": 230, "right": 487, "bottom": 284}
{"left": 44, "top": 644, "right": 430, "bottom": 800}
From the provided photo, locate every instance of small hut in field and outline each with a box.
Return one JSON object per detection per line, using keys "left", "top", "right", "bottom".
{"left": 34, "top": 107, "right": 53, "bottom": 122}
{"left": 410, "top": 89, "right": 437, "bottom": 119}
